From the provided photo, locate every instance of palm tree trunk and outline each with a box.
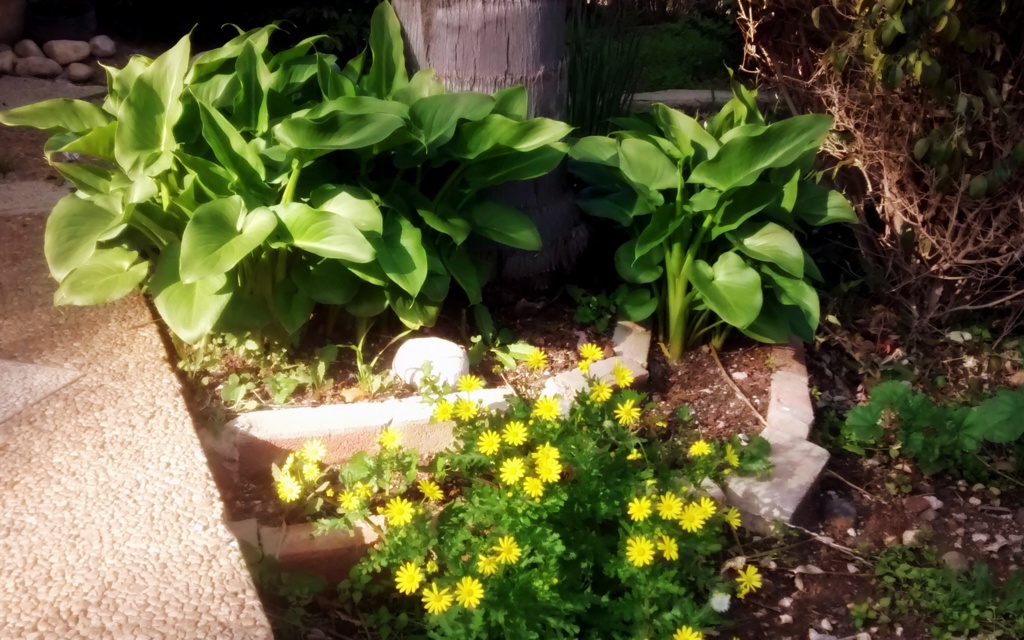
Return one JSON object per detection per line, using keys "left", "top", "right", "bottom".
{"left": 393, "top": 0, "right": 587, "bottom": 283}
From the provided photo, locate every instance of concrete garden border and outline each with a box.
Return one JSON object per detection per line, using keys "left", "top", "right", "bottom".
{"left": 210, "top": 321, "right": 826, "bottom": 576}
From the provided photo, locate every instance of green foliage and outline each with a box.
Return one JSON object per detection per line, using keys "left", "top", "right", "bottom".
{"left": 0, "top": 1, "right": 570, "bottom": 346}
{"left": 863, "top": 545, "right": 1024, "bottom": 639}
{"left": 841, "top": 380, "right": 1024, "bottom": 475}
{"left": 633, "top": 14, "right": 742, "bottom": 92}
{"left": 567, "top": 284, "right": 632, "bottom": 333}
{"left": 274, "top": 373, "right": 770, "bottom": 638}
{"left": 568, "top": 77, "right": 857, "bottom": 358}
{"left": 466, "top": 305, "right": 534, "bottom": 371}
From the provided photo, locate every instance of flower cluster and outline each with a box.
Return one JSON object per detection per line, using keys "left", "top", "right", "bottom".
{"left": 272, "top": 438, "right": 326, "bottom": 503}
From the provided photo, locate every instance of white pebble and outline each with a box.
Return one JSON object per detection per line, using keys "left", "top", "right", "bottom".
{"left": 969, "top": 497, "right": 983, "bottom": 506}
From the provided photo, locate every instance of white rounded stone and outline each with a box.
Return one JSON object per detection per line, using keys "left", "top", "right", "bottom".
{"left": 392, "top": 337, "right": 469, "bottom": 388}
{"left": 0, "top": 49, "right": 14, "bottom": 74}
{"left": 15, "top": 56, "right": 61, "bottom": 78}
{"left": 89, "top": 35, "right": 115, "bottom": 57}
{"left": 42, "top": 39, "right": 91, "bottom": 65}
{"left": 13, "top": 39, "right": 43, "bottom": 58}
{"left": 66, "top": 62, "right": 93, "bottom": 82}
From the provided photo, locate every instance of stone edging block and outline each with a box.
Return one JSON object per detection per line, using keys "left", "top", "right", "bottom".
{"left": 724, "top": 342, "right": 828, "bottom": 534}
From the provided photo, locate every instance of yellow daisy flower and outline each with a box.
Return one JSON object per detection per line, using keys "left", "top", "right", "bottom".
{"left": 673, "top": 626, "right": 704, "bottom": 640}
{"left": 657, "top": 492, "right": 684, "bottom": 521}
{"left": 724, "top": 443, "right": 740, "bottom": 467}
{"left": 579, "top": 359, "right": 592, "bottom": 374}
{"left": 725, "top": 506, "right": 742, "bottom": 530}
{"left": 478, "top": 554, "right": 499, "bottom": 576}
{"left": 523, "top": 476, "right": 545, "bottom": 499}
{"left": 625, "top": 535, "right": 655, "bottom": 567}
{"left": 613, "top": 398, "right": 641, "bottom": 427}
{"left": 338, "top": 490, "right": 360, "bottom": 511}
{"left": 736, "top": 565, "right": 763, "bottom": 598}
{"left": 612, "top": 360, "right": 634, "bottom": 388}
{"left": 589, "top": 380, "right": 613, "bottom": 403}
{"left": 579, "top": 342, "right": 604, "bottom": 361}
{"left": 532, "top": 442, "right": 560, "bottom": 463}
{"left": 418, "top": 478, "right": 444, "bottom": 502}
{"left": 697, "top": 496, "right": 718, "bottom": 519}
{"left": 689, "top": 440, "right": 712, "bottom": 457}
{"left": 679, "top": 502, "right": 707, "bottom": 533}
{"left": 493, "top": 536, "right": 522, "bottom": 564}
{"left": 394, "top": 562, "right": 424, "bottom": 595}
{"left": 298, "top": 439, "right": 327, "bottom": 463}
{"left": 426, "top": 559, "right": 438, "bottom": 574}
{"left": 382, "top": 496, "right": 415, "bottom": 527}
{"left": 301, "top": 462, "right": 320, "bottom": 482}
{"left": 478, "top": 430, "right": 503, "bottom": 456}
{"left": 377, "top": 427, "right": 401, "bottom": 450}
{"left": 457, "top": 374, "right": 484, "bottom": 393}
{"left": 657, "top": 535, "right": 679, "bottom": 561}
{"left": 432, "top": 399, "right": 454, "bottom": 422}
{"left": 454, "top": 397, "right": 479, "bottom": 421}
{"left": 454, "top": 576, "right": 485, "bottom": 609}
{"left": 535, "top": 457, "right": 562, "bottom": 484}
{"left": 502, "top": 420, "right": 528, "bottom": 446}
{"left": 275, "top": 474, "right": 301, "bottom": 503}
{"left": 532, "top": 396, "right": 561, "bottom": 421}
{"left": 627, "top": 496, "right": 652, "bottom": 522}
{"left": 499, "top": 457, "right": 527, "bottom": 485}
{"left": 354, "top": 481, "right": 374, "bottom": 498}
{"left": 526, "top": 347, "right": 548, "bottom": 372}
{"left": 626, "top": 449, "right": 642, "bottom": 461}
{"left": 421, "top": 582, "right": 453, "bottom": 615}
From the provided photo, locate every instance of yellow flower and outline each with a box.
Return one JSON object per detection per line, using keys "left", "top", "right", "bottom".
{"left": 679, "top": 502, "right": 707, "bottom": 533}
{"left": 377, "top": 427, "right": 401, "bottom": 450}
{"left": 626, "top": 449, "right": 642, "bottom": 461}
{"left": 523, "top": 476, "right": 545, "bottom": 499}
{"left": 457, "top": 374, "right": 484, "bottom": 393}
{"left": 432, "top": 399, "right": 454, "bottom": 422}
{"left": 535, "top": 457, "right": 562, "bottom": 484}
{"left": 627, "top": 496, "right": 652, "bottom": 522}
{"left": 301, "top": 462, "right": 320, "bottom": 482}
{"left": 281, "top": 453, "right": 296, "bottom": 474}
{"left": 613, "top": 399, "right": 641, "bottom": 427}
{"left": 724, "top": 443, "right": 740, "bottom": 467}
{"left": 579, "top": 359, "right": 592, "bottom": 374}
{"left": 589, "top": 380, "right": 613, "bottom": 404}
{"left": 354, "top": 481, "right": 374, "bottom": 498}
{"left": 499, "top": 457, "right": 527, "bottom": 485}
{"left": 395, "top": 562, "right": 424, "bottom": 595}
{"left": 502, "top": 420, "right": 528, "bottom": 446}
{"left": 673, "top": 625, "right": 704, "bottom": 640}
{"left": 736, "top": 565, "right": 763, "bottom": 598}
{"left": 325, "top": 488, "right": 335, "bottom": 497}
{"left": 658, "top": 535, "right": 679, "bottom": 561}
{"left": 426, "top": 559, "right": 438, "bottom": 574}
{"left": 418, "top": 478, "right": 444, "bottom": 502}
{"left": 275, "top": 474, "right": 301, "bottom": 503}
{"left": 689, "top": 440, "right": 712, "bottom": 457}
{"left": 526, "top": 347, "right": 548, "bottom": 371}
{"left": 421, "top": 582, "right": 453, "bottom": 615}
{"left": 532, "top": 396, "right": 561, "bottom": 421}
{"left": 454, "top": 397, "right": 479, "bottom": 421}
{"left": 383, "top": 496, "right": 415, "bottom": 527}
{"left": 657, "top": 492, "right": 684, "bottom": 521}
{"left": 454, "top": 576, "right": 485, "bottom": 609}
{"left": 478, "top": 430, "right": 503, "bottom": 456}
{"left": 579, "top": 342, "right": 604, "bottom": 362}
{"left": 532, "top": 442, "right": 560, "bottom": 464}
{"left": 697, "top": 496, "right": 718, "bottom": 519}
{"left": 725, "top": 506, "right": 742, "bottom": 530}
{"left": 478, "top": 554, "right": 499, "bottom": 576}
{"left": 625, "top": 535, "right": 655, "bottom": 567}
{"left": 338, "top": 490, "right": 361, "bottom": 511}
{"left": 612, "top": 360, "right": 634, "bottom": 388}
{"left": 298, "top": 439, "right": 326, "bottom": 463}
{"left": 493, "top": 536, "right": 522, "bottom": 565}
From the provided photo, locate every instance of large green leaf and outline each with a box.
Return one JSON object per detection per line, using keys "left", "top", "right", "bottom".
{"left": 411, "top": 92, "right": 495, "bottom": 153}
{"left": 651, "top": 103, "right": 719, "bottom": 160}
{"left": 54, "top": 247, "right": 148, "bottom": 306}
{"left": 467, "top": 199, "right": 541, "bottom": 251}
{"left": 51, "top": 163, "right": 114, "bottom": 195}
{"left": 292, "top": 258, "right": 361, "bottom": 305}
{"left": 44, "top": 194, "right": 124, "bottom": 281}
{"left": 364, "top": 0, "right": 408, "bottom": 98}
{"left": 150, "top": 244, "right": 232, "bottom": 344}
{"left": 618, "top": 138, "right": 678, "bottom": 193}
{"left": 415, "top": 205, "right": 472, "bottom": 245}
{"left": 441, "top": 243, "right": 484, "bottom": 305}
{"left": 375, "top": 211, "right": 428, "bottom": 297}
{"left": 345, "top": 283, "right": 389, "bottom": 317}
{"left": 614, "top": 238, "right": 663, "bottom": 284}
{"left": 710, "top": 183, "right": 782, "bottom": 239}
{"left": 728, "top": 222, "right": 805, "bottom": 278}
{"left": 392, "top": 68, "right": 446, "bottom": 106}
{"left": 103, "top": 55, "right": 151, "bottom": 115}
{"left": 964, "top": 389, "right": 1024, "bottom": 444}
{"left": 196, "top": 99, "right": 267, "bottom": 193}
{"left": 114, "top": 33, "right": 191, "bottom": 177}
{"left": 762, "top": 265, "right": 820, "bottom": 334}
{"left": 462, "top": 144, "right": 567, "bottom": 188}
{"left": 492, "top": 86, "right": 528, "bottom": 120}
{"left": 690, "top": 114, "right": 833, "bottom": 191}
{"left": 387, "top": 289, "right": 440, "bottom": 329}
{"left": 0, "top": 98, "right": 113, "bottom": 134}
{"left": 635, "top": 203, "right": 685, "bottom": 259}
{"left": 179, "top": 197, "right": 277, "bottom": 282}
{"left": 309, "top": 184, "right": 384, "bottom": 234}
{"left": 739, "top": 298, "right": 798, "bottom": 344}
{"left": 45, "top": 121, "right": 117, "bottom": 162}
{"left": 568, "top": 135, "right": 620, "bottom": 166}
{"left": 689, "top": 251, "right": 762, "bottom": 328}
{"left": 577, "top": 188, "right": 645, "bottom": 227}
{"left": 232, "top": 41, "right": 271, "bottom": 133}
{"left": 272, "top": 279, "right": 315, "bottom": 335}
{"left": 792, "top": 182, "right": 859, "bottom": 226}
{"left": 620, "top": 287, "right": 658, "bottom": 321}
{"left": 450, "top": 115, "right": 573, "bottom": 159}
{"left": 273, "top": 111, "right": 405, "bottom": 153}
{"left": 176, "top": 151, "right": 234, "bottom": 198}
{"left": 305, "top": 96, "right": 409, "bottom": 119}
{"left": 273, "top": 203, "right": 375, "bottom": 263}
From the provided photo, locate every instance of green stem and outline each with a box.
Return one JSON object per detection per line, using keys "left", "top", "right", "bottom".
{"left": 433, "top": 165, "right": 466, "bottom": 206}
{"left": 160, "top": 181, "right": 171, "bottom": 211}
{"left": 281, "top": 159, "right": 302, "bottom": 205}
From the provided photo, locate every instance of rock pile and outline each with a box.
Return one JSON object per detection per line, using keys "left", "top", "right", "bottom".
{"left": 0, "top": 35, "right": 114, "bottom": 83}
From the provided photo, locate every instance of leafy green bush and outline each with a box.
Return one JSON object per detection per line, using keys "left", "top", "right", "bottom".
{"left": 274, "top": 365, "right": 770, "bottom": 638}
{"left": 567, "top": 79, "right": 857, "bottom": 358}
{"left": 841, "top": 380, "right": 1024, "bottom": 475}
{"left": 634, "top": 15, "right": 741, "bottom": 92}
{"left": 0, "top": 2, "right": 570, "bottom": 346}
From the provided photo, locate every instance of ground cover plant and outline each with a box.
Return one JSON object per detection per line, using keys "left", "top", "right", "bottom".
{"left": 568, "top": 79, "right": 858, "bottom": 358}
{"left": 0, "top": 1, "right": 569, "bottom": 348}
{"left": 271, "top": 355, "right": 770, "bottom": 639}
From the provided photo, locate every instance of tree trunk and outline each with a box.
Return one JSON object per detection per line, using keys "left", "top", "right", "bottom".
{"left": 393, "top": 0, "right": 587, "bottom": 284}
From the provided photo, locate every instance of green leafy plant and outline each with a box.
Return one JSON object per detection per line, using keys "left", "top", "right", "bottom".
{"left": 0, "top": 1, "right": 570, "bottom": 347}
{"left": 841, "top": 380, "right": 1024, "bottom": 476}
{"left": 274, "top": 369, "right": 769, "bottom": 638}
{"left": 566, "top": 284, "right": 629, "bottom": 333}
{"left": 466, "top": 305, "right": 534, "bottom": 371}
{"left": 568, "top": 77, "right": 857, "bottom": 358}
{"left": 862, "top": 544, "right": 1024, "bottom": 639}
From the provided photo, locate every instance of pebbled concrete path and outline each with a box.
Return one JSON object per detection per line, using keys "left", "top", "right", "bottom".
{"left": 1, "top": 84, "right": 272, "bottom": 638}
